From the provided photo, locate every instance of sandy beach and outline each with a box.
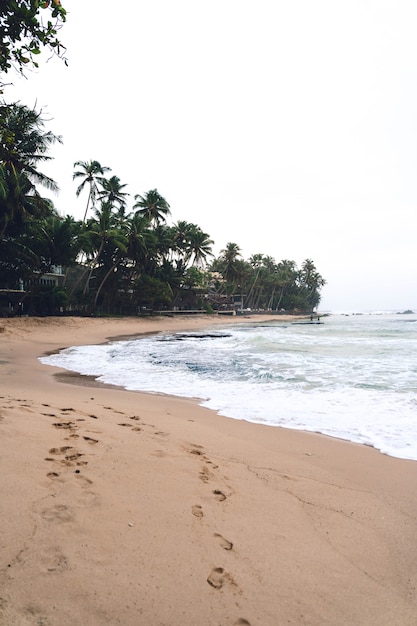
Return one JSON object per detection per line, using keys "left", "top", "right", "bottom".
{"left": 1, "top": 314, "right": 417, "bottom": 626}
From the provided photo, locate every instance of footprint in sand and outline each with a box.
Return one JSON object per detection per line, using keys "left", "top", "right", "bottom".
{"left": 41, "top": 504, "right": 74, "bottom": 523}
{"left": 189, "top": 448, "right": 204, "bottom": 456}
{"left": 104, "top": 406, "right": 125, "bottom": 415}
{"left": 199, "top": 467, "right": 211, "bottom": 483}
{"left": 234, "top": 620, "right": 252, "bottom": 626}
{"left": 39, "top": 546, "right": 69, "bottom": 573}
{"left": 53, "top": 422, "right": 76, "bottom": 430}
{"left": 47, "top": 471, "right": 60, "bottom": 478}
{"left": 49, "top": 446, "right": 73, "bottom": 455}
{"left": 183, "top": 442, "right": 202, "bottom": 454}
{"left": 118, "top": 423, "right": 132, "bottom": 427}
{"left": 213, "top": 489, "right": 227, "bottom": 501}
{"left": 65, "top": 452, "right": 84, "bottom": 462}
{"left": 214, "top": 533, "right": 233, "bottom": 550}
{"left": 19, "top": 405, "right": 33, "bottom": 413}
{"left": 207, "top": 567, "right": 237, "bottom": 589}
{"left": 192, "top": 505, "right": 204, "bottom": 518}
{"left": 83, "top": 436, "right": 98, "bottom": 444}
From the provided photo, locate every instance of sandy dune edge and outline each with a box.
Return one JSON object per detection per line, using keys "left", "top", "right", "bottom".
{"left": 1, "top": 315, "right": 417, "bottom": 626}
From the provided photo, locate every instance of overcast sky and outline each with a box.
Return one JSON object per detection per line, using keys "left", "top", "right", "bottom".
{"left": 7, "top": 0, "right": 417, "bottom": 312}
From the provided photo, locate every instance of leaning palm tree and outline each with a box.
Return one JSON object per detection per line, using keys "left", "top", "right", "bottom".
{"left": 81, "top": 201, "right": 122, "bottom": 293}
{"left": 73, "top": 160, "right": 110, "bottom": 223}
{"left": 246, "top": 254, "right": 266, "bottom": 308}
{"left": 133, "top": 189, "right": 171, "bottom": 225}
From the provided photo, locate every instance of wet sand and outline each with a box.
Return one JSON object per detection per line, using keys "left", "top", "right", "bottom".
{"left": 1, "top": 315, "right": 417, "bottom": 626}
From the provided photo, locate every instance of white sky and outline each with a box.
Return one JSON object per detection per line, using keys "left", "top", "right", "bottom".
{"left": 6, "top": 0, "right": 417, "bottom": 312}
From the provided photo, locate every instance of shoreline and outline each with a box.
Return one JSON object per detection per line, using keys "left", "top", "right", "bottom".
{"left": 1, "top": 315, "right": 417, "bottom": 625}
{"left": 40, "top": 313, "right": 414, "bottom": 463}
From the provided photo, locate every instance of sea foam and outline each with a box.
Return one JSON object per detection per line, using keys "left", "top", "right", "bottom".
{"left": 40, "top": 313, "right": 417, "bottom": 461}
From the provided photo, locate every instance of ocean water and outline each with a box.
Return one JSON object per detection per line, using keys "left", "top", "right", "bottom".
{"left": 40, "top": 313, "right": 417, "bottom": 461}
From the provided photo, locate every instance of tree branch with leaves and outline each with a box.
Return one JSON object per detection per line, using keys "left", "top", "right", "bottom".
{"left": 0, "top": 0, "right": 67, "bottom": 85}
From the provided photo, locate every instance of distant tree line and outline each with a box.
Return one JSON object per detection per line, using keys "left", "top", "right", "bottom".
{"left": 0, "top": 103, "right": 326, "bottom": 316}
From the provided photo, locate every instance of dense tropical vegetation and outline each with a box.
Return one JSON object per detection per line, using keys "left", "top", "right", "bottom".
{"left": 0, "top": 102, "right": 326, "bottom": 316}
{"left": 0, "top": 4, "right": 326, "bottom": 317}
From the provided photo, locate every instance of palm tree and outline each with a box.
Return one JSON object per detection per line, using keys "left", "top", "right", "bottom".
{"left": 0, "top": 168, "right": 53, "bottom": 238}
{"left": 67, "top": 200, "right": 120, "bottom": 304}
{"left": 73, "top": 160, "right": 110, "bottom": 223}
{"left": 6, "top": 214, "right": 82, "bottom": 314}
{"left": 171, "top": 221, "right": 213, "bottom": 268}
{"left": 217, "top": 242, "right": 242, "bottom": 282}
{"left": 93, "top": 236, "right": 128, "bottom": 310}
{"left": 1, "top": 103, "right": 61, "bottom": 190}
{"left": 97, "top": 175, "right": 129, "bottom": 211}
{"left": 245, "top": 254, "right": 266, "bottom": 308}
{"left": 35, "top": 215, "right": 82, "bottom": 272}
{"left": 125, "top": 212, "right": 154, "bottom": 273}
{"left": 275, "top": 260, "right": 297, "bottom": 310}
{"left": 152, "top": 223, "right": 175, "bottom": 266}
{"left": 209, "top": 242, "right": 245, "bottom": 300}
{"left": 298, "top": 258, "right": 326, "bottom": 310}
{"left": 81, "top": 201, "right": 125, "bottom": 296}
{"left": 0, "top": 103, "right": 61, "bottom": 238}
{"left": 185, "top": 226, "right": 213, "bottom": 268}
{"left": 171, "top": 220, "right": 191, "bottom": 260}
{"left": 133, "top": 189, "right": 171, "bottom": 225}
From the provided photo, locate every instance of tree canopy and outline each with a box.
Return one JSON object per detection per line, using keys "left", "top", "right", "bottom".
{"left": 0, "top": 0, "right": 67, "bottom": 82}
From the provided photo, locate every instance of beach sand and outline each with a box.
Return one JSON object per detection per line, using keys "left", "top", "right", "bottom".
{"left": 0, "top": 314, "right": 417, "bottom": 626}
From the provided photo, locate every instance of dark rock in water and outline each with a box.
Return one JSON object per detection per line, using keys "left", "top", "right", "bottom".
{"left": 159, "top": 332, "right": 232, "bottom": 341}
